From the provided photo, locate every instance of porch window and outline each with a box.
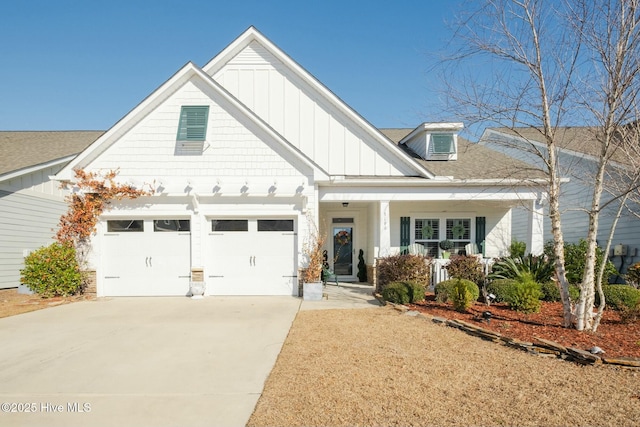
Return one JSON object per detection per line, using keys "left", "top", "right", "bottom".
{"left": 446, "top": 218, "right": 471, "bottom": 254}
{"left": 414, "top": 218, "right": 439, "bottom": 257}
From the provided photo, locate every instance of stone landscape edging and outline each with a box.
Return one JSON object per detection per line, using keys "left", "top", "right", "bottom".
{"left": 378, "top": 297, "right": 640, "bottom": 370}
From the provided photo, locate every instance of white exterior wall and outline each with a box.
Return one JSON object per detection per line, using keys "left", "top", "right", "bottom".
{"left": 0, "top": 165, "right": 68, "bottom": 289}
{"left": 213, "top": 41, "right": 412, "bottom": 177}
{"left": 90, "top": 80, "right": 309, "bottom": 193}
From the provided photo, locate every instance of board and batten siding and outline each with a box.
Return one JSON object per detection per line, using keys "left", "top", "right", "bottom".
{"left": 213, "top": 41, "right": 413, "bottom": 178}
{"left": 0, "top": 190, "right": 65, "bottom": 289}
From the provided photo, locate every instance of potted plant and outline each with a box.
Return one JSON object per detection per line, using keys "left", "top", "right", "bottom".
{"left": 302, "top": 219, "right": 326, "bottom": 301}
{"left": 439, "top": 239, "right": 454, "bottom": 259}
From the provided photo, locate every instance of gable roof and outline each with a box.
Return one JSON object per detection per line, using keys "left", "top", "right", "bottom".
{"left": 380, "top": 128, "right": 547, "bottom": 181}
{"left": 204, "top": 26, "right": 435, "bottom": 179}
{"left": 56, "top": 61, "right": 329, "bottom": 182}
{"left": 0, "top": 131, "right": 103, "bottom": 178}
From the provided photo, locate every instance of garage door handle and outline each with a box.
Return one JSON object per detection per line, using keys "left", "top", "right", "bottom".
{"left": 105, "top": 276, "right": 120, "bottom": 279}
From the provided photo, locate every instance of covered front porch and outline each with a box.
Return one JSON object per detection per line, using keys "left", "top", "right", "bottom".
{"left": 316, "top": 182, "right": 545, "bottom": 285}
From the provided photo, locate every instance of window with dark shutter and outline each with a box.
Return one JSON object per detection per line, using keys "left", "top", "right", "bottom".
{"left": 175, "top": 106, "right": 209, "bottom": 155}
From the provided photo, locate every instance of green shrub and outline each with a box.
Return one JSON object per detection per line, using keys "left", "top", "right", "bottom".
{"left": 20, "top": 242, "right": 83, "bottom": 297}
{"left": 539, "top": 281, "right": 580, "bottom": 302}
{"left": 435, "top": 279, "right": 479, "bottom": 304}
{"left": 510, "top": 240, "right": 526, "bottom": 259}
{"left": 381, "top": 282, "right": 410, "bottom": 305}
{"left": 445, "top": 255, "right": 485, "bottom": 285}
{"left": 486, "top": 278, "right": 518, "bottom": 302}
{"left": 544, "top": 239, "right": 617, "bottom": 285}
{"left": 376, "top": 254, "right": 430, "bottom": 292}
{"left": 600, "top": 285, "right": 640, "bottom": 311}
{"left": 451, "top": 279, "right": 474, "bottom": 312}
{"left": 506, "top": 279, "right": 542, "bottom": 313}
{"left": 403, "top": 281, "right": 426, "bottom": 303}
{"left": 489, "top": 254, "right": 554, "bottom": 283}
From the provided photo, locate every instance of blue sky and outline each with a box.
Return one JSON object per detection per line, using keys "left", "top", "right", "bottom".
{"left": 0, "top": 1, "right": 464, "bottom": 132}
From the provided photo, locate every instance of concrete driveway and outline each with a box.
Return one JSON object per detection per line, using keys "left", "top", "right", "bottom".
{"left": 0, "top": 296, "right": 301, "bottom": 427}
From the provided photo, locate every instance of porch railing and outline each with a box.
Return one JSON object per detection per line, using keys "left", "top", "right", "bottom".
{"left": 429, "top": 257, "right": 494, "bottom": 289}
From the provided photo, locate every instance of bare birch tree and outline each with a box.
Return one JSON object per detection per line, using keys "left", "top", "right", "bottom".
{"left": 443, "top": 0, "right": 640, "bottom": 331}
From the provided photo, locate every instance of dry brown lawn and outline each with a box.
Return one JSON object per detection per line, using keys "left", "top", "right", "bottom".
{"left": 248, "top": 307, "right": 640, "bottom": 427}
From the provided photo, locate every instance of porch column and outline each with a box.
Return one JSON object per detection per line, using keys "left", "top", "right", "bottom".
{"left": 526, "top": 196, "right": 544, "bottom": 255}
{"left": 377, "top": 200, "right": 391, "bottom": 257}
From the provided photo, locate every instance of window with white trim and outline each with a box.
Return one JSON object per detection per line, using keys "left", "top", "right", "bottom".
{"left": 431, "top": 134, "right": 455, "bottom": 154}
{"left": 414, "top": 218, "right": 440, "bottom": 257}
{"left": 446, "top": 218, "right": 471, "bottom": 254}
{"left": 413, "top": 217, "right": 472, "bottom": 256}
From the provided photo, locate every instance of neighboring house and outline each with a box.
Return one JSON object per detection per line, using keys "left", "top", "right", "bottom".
{"left": 52, "top": 27, "right": 547, "bottom": 297}
{"left": 480, "top": 127, "right": 640, "bottom": 279}
{"left": 0, "top": 131, "right": 103, "bottom": 289}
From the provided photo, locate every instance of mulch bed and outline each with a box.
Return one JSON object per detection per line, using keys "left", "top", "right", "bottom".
{"left": 409, "top": 294, "right": 640, "bottom": 359}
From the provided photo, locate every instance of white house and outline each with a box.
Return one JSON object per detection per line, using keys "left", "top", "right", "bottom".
{"left": 0, "top": 131, "right": 103, "bottom": 289}
{"left": 53, "top": 27, "right": 547, "bottom": 297}
{"left": 480, "top": 127, "right": 640, "bottom": 280}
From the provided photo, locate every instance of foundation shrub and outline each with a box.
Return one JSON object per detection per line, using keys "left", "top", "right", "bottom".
{"left": 376, "top": 254, "right": 430, "bottom": 292}
{"left": 544, "top": 239, "right": 617, "bottom": 285}
{"left": 445, "top": 255, "right": 484, "bottom": 285}
{"left": 540, "top": 281, "right": 580, "bottom": 302}
{"left": 506, "top": 278, "right": 542, "bottom": 313}
{"left": 452, "top": 279, "right": 474, "bottom": 312}
{"left": 403, "top": 281, "right": 426, "bottom": 303}
{"left": 435, "top": 279, "right": 479, "bottom": 303}
{"left": 486, "top": 279, "right": 517, "bottom": 302}
{"left": 20, "top": 242, "right": 83, "bottom": 297}
{"left": 381, "top": 282, "right": 410, "bottom": 305}
{"left": 600, "top": 285, "right": 640, "bottom": 311}
{"left": 509, "top": 240, "right": 526, "bottom": 259}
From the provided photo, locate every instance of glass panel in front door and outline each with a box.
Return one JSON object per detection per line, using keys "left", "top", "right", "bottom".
{"left": 333, "top": 226, "right": 353, "bottom": 275}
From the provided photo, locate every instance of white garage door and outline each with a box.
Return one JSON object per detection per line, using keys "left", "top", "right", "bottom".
{"left": 102, "top": 219, "right": 191, "bottom": 296}
{"left": 206, "top": 218, "right": 296, "bottom": 295}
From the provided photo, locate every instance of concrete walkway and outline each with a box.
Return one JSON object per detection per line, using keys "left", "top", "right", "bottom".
{"left": 0, "top": 285, "right": 380, "bottom": 427}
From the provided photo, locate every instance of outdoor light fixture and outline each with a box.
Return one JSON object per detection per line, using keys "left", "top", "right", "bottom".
{"left": 342, "top": 202, "right": 349, "bottom": 207}
{"left": 482, "top": 310, "right": 493, "bottom": 324}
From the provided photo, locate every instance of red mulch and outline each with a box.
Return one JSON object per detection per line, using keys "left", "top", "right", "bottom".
{"left": 409, "top": 294, "right": 640, "bottom": 359}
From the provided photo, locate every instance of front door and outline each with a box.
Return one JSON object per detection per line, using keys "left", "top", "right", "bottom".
{"left": 332, "top": 222, "right": 353, "bottom": 277}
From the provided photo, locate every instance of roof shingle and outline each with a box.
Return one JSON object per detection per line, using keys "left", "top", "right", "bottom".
{"left": 0, "top": 131, "right": 103, "bottom": 176}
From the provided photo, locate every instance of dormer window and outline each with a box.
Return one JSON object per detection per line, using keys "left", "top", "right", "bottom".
{"left": 398, "top": 122, "right": 462, "bottom": 162}
{"left": 431, "top": 134, "right": 455, "bottom": 154}
{"left": 175, "top": 106, "right": 209, "bottom": 155}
